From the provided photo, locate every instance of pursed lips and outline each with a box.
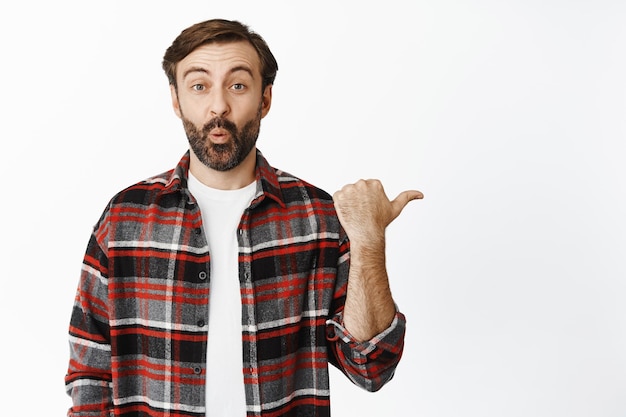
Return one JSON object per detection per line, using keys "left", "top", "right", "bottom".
{"left": 208, "top": 128, "right": 230, "bottom": 143}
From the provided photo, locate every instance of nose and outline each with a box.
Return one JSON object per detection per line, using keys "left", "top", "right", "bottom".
{"left": 209, "top": 89, "right": 229, "bottom": 118}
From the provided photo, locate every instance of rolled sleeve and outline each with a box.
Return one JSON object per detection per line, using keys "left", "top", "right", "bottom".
{"left": 326, "top": 308, "right": 406, "bottom": 392}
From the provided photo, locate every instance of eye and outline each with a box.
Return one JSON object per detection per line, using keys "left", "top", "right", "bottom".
{"left": 231, "top": 83, "right": 245, "bottom": 91}
{"left": 191, "top": 84, "right": 205, "bottom": 91}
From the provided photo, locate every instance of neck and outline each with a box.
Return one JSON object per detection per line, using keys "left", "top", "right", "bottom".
{"left": 189, "top": 148, "right": 257, "bottom": 190}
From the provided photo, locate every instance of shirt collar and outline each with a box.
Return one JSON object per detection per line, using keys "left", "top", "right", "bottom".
{"left": 163, "top": 149, "right": 286, "bottom": 208}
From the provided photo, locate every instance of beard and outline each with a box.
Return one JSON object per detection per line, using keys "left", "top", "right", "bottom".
{"left": 182, "top": 104, "right": 262, "bottom": 172}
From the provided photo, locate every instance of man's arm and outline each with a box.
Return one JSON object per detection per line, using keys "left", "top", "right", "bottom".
{"left": 333, "top": 179, "right": 423, "bottom": 341}
{"left": 65, "top": 227, "right": 114, "bottom": 416}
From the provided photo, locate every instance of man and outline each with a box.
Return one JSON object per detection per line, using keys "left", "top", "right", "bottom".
{"left": 65, "top": 18, "right": 423, "bottom": 417}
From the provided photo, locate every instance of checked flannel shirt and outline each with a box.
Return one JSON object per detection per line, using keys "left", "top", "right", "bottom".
{"left": 65, "top": 149, "right": 406, "bottom": 417}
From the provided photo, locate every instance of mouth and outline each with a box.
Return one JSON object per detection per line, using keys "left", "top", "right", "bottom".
{"left": 208, "top": 128, "right": 231, "bottom": 144}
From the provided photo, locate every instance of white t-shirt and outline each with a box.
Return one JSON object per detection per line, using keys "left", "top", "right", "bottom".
{"left": 188, "top": 172, "right": 256, "bottom": 417}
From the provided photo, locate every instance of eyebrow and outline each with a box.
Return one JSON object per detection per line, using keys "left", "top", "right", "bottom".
{"left": 181, "top": 65, "right": 255, "bottom": 81}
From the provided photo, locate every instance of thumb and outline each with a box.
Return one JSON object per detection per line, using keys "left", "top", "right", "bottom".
{"left": 390, "top": 190, "right": 424, "bottom": 219}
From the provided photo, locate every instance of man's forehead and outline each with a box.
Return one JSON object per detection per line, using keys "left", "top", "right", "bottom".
{"left": 178, "top": 41, "right": 261, "bottom": 76}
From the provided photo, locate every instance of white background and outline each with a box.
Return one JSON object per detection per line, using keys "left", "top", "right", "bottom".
{"left": 1, "top": 1, "right": 625, "bottom": 416}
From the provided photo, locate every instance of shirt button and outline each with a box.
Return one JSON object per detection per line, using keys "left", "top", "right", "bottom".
{"left": 197, "top": 319, "right": 205, "bottom": 328}
{"left": 326, "top": 327, "right": 338, "bottom": 341}
{"left": 193, "top": 366, "right": 202, "bottom": 375}
{"left": 199, "top": 271, "right": 207, "bottom": 280}
{"left": 195, "top": 227, "right": 203, "bottom": 235}
{"left": 244, "top": 272, "right": 250, "bottom": 280}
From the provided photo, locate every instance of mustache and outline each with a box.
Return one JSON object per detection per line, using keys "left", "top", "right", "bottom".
{"left": 202, "top": 117, "right": 237, "bottom": 135}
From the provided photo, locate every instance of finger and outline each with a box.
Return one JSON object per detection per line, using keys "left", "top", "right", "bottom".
{"left": 390, "top": 190, "right": 423, "bottom": 218}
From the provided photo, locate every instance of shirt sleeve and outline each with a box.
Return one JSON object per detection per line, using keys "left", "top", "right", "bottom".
{"left": 325, "top": 235, "right": 406, "bottom": 392}
{"left": 65, "top": 219, "right": 114, "bottom": 416}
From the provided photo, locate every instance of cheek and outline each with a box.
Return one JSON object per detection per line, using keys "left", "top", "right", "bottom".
{"left": 178, "top": 101, "right": 207, "bottom": 124}
{"left": 238, "top": 101, "right": 263, "bottom": 122}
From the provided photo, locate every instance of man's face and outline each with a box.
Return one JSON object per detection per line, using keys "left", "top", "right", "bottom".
{"left": 170, "top": 41, "right": 272, "bottom": 171}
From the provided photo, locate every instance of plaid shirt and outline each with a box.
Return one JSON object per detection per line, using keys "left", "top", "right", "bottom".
{"left": 65, "top": 150, "right": 406, "bottom": 417}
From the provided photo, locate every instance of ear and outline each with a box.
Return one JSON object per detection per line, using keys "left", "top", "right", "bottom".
{"left": 170, "top": 84, "right": 182, "bottom": 119}
{"left": 260, "top": 84, "right": 273, "bottom": 118}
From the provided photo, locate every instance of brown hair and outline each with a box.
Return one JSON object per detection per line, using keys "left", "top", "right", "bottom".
{"left": 162, "top": 19, "right": 278, "bottom": 90}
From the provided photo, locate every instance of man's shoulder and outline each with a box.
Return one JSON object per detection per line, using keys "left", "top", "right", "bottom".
{"left": 104, "top": 152, "right": 190, "bottom": 208}
{"left": 107, "top": 167, "right": 180, "bottom": 208}
{"left": 274, "top": 168, "right": 334, "bottom": 204}
{"left": 256, "top": 149, "right": 333, "bottom": 204}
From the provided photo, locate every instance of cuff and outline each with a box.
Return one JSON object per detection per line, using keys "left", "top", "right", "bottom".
{"left": 325, "top": 309, "right": 406, "bottom": 364}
